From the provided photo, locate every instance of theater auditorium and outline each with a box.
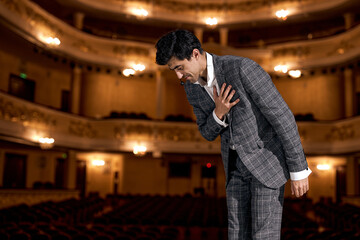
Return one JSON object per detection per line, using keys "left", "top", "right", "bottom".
{"left": 0, "top": 0, "right": 360, "bottom": 239}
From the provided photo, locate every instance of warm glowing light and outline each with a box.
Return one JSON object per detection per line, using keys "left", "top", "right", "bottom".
{"left": 92, "top": 159, "right": 105, "bottom": 166}
{"left": 132, "top": 8, "right": 148, "bottom": 18}
{"left": 206, "top": 163, "right": 212, "bottom": 168}
{"left": 289, "top": 70, "right": 302, "bottom": 78}
{"left": 206, "top": 17, "right": 218, "bottom": 26}
{"left": 317, "top": 164, "right": 330, "bottom": 170}
{"left": 41, "top": 36, "right": 61, "bottom": 46}
{"left": 133, "top": 145, "right": 147, "bottom": 156}
{"left": 337, "top": 48, "right": 345, "bottom": 54}
{"left": 276, "top": 9, "right": 289, "bottom": 20}
{"left": 39, "top": 137, "right": 55, "bottom": 144}
{"left": 274, "top": 64, "right": 288, "bottom": 73}
{"left": 123, "top": 68, "right": 135, "bottom": 77}
{"left": 38, "top": 137, "right": 55, "bottom": 149}
{"left": 132, "top": 64, "right": 146, "bottom": 71}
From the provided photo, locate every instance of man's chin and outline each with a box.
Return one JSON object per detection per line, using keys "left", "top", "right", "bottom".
{"left": 188, "top": 78, "right": 197, "bottom": 84}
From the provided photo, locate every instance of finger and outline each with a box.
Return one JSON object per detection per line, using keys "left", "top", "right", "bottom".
{"left": 223, "top": 85, "right": 232, "bottom": 99}
{"left": 298, "top": 187, "right": 304, "bottom": 197}
{"left": 294, "top": 186, "right": 299, "bottom": 197}
{"left": 230, "top": 98, "right": 240, "bottom": 107}
{"left": 305, "top": 179, "right": 309, "bottom": 192}
{"left": 304, "top": 184, "right": 309, "bottom": 194}
{"left": 220, "top": 83, "right": 226, "bottom": 95}
{"left": 226, "top": 90, "right": 236, "bottom": 101}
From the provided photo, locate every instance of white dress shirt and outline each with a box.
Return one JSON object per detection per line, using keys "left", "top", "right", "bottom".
{"left": 195, "top": 53, "right": 311, "bottom": 181}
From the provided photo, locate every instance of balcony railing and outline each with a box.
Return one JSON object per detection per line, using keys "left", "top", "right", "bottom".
{"left": 1, "top": 91, "right": 360, "bottom": 155}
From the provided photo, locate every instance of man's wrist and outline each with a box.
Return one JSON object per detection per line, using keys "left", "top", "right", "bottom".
{"left": 212, "top": 111, "right": 228, "bottom": 127}
{"left": 214, "top": 110, "right": 224, "bottom": 120}
{"left": 290, "top": 168, "right": 312, "bottom": 181}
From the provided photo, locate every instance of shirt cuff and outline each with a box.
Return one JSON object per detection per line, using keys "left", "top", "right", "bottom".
{"left": 290, "top": 168, "right": 312, "bottom": 181}
{"left": 212, "top": 111, "right": 228, "bottom": 127}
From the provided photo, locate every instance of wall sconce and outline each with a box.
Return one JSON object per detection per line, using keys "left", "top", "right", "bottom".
{"left": 317, "top": 164, "right": 330, "bottom": 170}
{"left": 131, "top": 8, "right": 149, "bottom": 19}
{"left": 206, "top": 17, "right": 218, "bottom": 26}
{"left": 276, "top": 9, "right": 289, "bottom": 21}
{"left": 132, "top": 64, "right": 146, "bottom": 71}
{"left": 133, "top": 145, "right": 147, "bottom": 156}
{"left": 39, "top": 34, "right": 61, "bottom": 46}
{"left": 289, "top": 70, "right": 301, "bottom": 78}
{"left": 123, "top": 68, "right": 135, "bottom": 77}
{"left": 92, "top": 159, "right": 105, "bottom": 166}
{"left": 38, "top": 137, "right": 55, "bottom": 150}
{"left": 274, "top": 64, "right": 288, "bottom": 73}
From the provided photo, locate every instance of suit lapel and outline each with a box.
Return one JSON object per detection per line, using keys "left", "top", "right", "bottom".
{"left": 196, "top": 83, "right": 213, "bottom": 104}
{"left": 212, "top": 54, "right": 226, "bottom": 87}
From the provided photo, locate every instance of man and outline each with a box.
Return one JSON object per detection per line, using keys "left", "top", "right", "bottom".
{"left": 155, "top": 29, "right": 311, "bottom": 240}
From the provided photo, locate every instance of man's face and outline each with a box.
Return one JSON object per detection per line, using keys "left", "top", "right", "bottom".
{"left": 167, "top": 51, "right": 202, "bottom": 84}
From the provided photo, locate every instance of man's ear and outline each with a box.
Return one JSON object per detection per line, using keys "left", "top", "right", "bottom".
{"left": 192, "top": 49, "right": 200, "bottom": 59}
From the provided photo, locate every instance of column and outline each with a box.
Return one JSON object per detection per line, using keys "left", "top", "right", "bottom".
{"left": 356, "top": 69, "right": 360, "bottom": 115}
{"left": 0, "top": 150, "right": 4, "bottom": 187}
{"left": 156, "top": 69, "right": 164, "bottom": 120}
{"left": 74, "top": 12, "right": 85, "bottom": 30}
{"left": 66, "top": 150, "right": 77, "bottom": 190}
{"left": 219, "top": 27, "right": 228, "bottom": 47}
{"left": 71, "top": 66, "right": 82, "bottom": 115}
{"left": 346, "top": 157, "right": 357, "bottom": 196}
{"left": 194, "top": 27, "right": 203, "bottom": 43}
{"left": 344, "top": 68, "right": 355, "bottom": 118}
{"left": 344, "top": 13, "right": 355, "bottom": 30}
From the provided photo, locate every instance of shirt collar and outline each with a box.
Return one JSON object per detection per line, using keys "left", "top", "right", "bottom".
{"left": 195, "top": 52, "right": 215, "bottom": 87}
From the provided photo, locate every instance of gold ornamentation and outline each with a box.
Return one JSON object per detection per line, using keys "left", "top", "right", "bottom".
{"left": 72, "top": 40, "right": 98, "bottom": 54}
{"left": 100, "top": 0, "right": 316, "bottom": 13}
{"left": 68, "top": 120, "right": 97, "bottom": 138}
{"left": 273, "top": 46, "right": 310, "bottom": 58}
{"left": 327, "top": 40, "right": 355, "bottom": 56}
{"left": 327, "top": 124, "right": 355, "bottom": 141}
{"left": 114, "top": 123, "right": 210, "bottom": 142}
{"left": 0, "top": 97, "right": 57, "bottom": 127}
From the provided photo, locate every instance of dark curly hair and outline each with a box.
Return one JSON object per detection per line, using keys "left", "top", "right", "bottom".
{"left": 155, "top": 29, "right": 203, "bottom": 65}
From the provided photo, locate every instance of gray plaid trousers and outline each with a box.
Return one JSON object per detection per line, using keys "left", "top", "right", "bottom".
{"left": 226, "top": 149, "right": 285, "bottom": 240}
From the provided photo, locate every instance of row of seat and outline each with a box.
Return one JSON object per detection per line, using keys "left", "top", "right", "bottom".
{"left": 1, "top": 194, "right": 360, "bottom": 240}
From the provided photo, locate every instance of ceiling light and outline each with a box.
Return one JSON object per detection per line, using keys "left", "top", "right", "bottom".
{"left": 288, "top": 70, "right": 302, "bottom": 78}
{"left": 206, "top": 17, "right": 218, "bottom": 26}
{"left": 276, "top": 9, "right": 289, "bottom": 21}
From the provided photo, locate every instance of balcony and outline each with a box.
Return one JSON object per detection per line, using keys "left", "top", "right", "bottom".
{"left": 1, "top": 91, "right": 359, "bottom": 155}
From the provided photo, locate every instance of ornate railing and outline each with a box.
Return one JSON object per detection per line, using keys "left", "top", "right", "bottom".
{"left": 1, "top": 91, "right": 360, "bottom": 155}
{"left": 0, "top": 0, "right": 359, "bottom": 73}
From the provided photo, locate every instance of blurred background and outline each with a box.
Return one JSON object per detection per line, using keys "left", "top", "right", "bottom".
{"left": 0, "top": 0, "right": 360, "bottom": 239}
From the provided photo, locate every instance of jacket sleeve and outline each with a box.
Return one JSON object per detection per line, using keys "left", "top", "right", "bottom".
{"left": 193, "top": 106, "right": 225, "bottom": 141}
{"left": 239, "top": 58, "right": 308, "bottom": 172}
{"left": 185, "top": 83, "right": 226, "bottom": 142}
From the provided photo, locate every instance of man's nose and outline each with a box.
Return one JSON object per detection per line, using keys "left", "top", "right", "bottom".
{"left": 175, "top": 71, "right": 183, "bottom": 79}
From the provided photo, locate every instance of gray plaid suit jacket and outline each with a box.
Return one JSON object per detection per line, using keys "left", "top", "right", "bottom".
{"left": 184, "top": 54, "right": 308, "bottom": 189}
